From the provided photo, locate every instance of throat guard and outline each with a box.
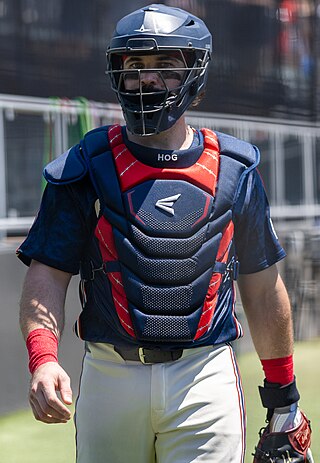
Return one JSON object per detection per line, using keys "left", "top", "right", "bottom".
{"left": 75, "top": 125, "right": 258, "bottom": 344}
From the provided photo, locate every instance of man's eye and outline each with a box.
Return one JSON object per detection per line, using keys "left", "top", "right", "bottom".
{"left": 126, "top": 63, "right": 144, "bottom": 70}
{"left": 158, "top": 62, "right": 174, "bottom": 68}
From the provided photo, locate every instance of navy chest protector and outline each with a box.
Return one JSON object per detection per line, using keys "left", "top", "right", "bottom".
{"left": 44, "top": 125, "right": 259, "bottom": 345}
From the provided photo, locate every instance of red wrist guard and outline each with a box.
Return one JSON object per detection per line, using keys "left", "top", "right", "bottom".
{"left": 26, "top": 328, "right": 58, "bottom": 374}
{"left": 260, "top": 355, "right": 294, "bottom": 385}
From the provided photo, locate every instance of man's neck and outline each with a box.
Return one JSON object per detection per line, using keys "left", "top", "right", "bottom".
{"left": 126, "top": 117, "right": 193, "bottom": 151}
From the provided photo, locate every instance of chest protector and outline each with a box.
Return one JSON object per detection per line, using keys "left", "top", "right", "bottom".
{"left": 74, "top": 124, "right": 258, "bottom": 344}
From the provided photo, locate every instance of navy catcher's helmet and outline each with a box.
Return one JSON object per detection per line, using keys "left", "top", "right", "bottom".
{"left": 106, "top": 4, "right": 212, "bottom": 136}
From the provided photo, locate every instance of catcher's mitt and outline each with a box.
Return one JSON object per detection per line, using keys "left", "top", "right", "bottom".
{"left": 253, "top": 411, "right": 313, "bottom": 463}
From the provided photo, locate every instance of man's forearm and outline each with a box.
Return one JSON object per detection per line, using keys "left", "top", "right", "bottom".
{"left": 19, "top": 260, "right": 74, "bottom": 423}
{"left": 19, "top": 260, "right": 72, "bottom": 340}
{"left": 238, "top": 265, "right": 294, "bottom": 360}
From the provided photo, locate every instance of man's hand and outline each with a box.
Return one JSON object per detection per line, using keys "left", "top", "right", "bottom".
{"left": 29, "top": 362, "right": 73, "bottom": 424}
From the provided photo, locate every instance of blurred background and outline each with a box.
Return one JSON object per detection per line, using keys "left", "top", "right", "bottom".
{"left": 0, "top": 0, "right": 319, "bottom": 458}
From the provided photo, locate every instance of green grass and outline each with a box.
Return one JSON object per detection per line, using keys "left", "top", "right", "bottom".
{"left": 0, "top": 408, "right": 76, "bottom": 462}
{"left": 1, "top": 339, "right": 319, "bottom": 462}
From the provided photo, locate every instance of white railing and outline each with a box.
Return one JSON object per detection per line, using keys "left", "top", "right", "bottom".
{"left": 0, "top": 217, "right": 35, "bottom": 231}
{"left": 0, "top": 93, "right": 319, "bottom": 233}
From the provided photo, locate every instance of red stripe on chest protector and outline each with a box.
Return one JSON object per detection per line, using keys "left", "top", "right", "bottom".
{"left": 95, "top": 216, "right": 135, "bottom": 337}
{"left": 108, "top": 125, "right": 220, "bottom": 195}
{"left": 194, "top": 220, "right": 234, "bottom": 340}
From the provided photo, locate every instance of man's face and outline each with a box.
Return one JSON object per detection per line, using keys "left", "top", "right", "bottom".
{"left": 122, "top": 52, "right": 186, "bottom": 92}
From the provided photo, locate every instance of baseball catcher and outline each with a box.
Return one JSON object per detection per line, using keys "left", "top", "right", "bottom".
{"left": 18, "top": 3, "right": 314, "bottom": 463}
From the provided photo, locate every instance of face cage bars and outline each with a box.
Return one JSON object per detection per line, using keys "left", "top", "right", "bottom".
{"left": 106, "top": 48, "right": 210, "bottom": 135}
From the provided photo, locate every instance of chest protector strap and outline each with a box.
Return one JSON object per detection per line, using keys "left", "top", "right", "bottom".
{"left": 79, "top": 124, "right": 258, "bottom": 343}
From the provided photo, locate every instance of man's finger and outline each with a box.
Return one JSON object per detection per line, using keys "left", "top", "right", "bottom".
{"left": 32, "top": 388, "right": 71, "bottom": 420}
{"left": 58, "top": 375, "right": 73, "bottom": 405}
{"left": 39, "top": 382, "right": 72, "bottom": 419}
{"left": 29, "top": 397, "right": 69, "bottom": 424}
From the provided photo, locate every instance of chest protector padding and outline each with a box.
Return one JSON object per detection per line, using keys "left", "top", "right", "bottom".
{"left": 80, "top": 124, "right": 257, "bottom": 343}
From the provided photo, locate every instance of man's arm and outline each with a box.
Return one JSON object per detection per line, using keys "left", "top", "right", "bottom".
{"left": 238, "top": 264, "right": 313, "bottom": 462}
{"left": 237, "top": 263, "right": 293, "bottom": 360}
{"left": 20, "top": 260, "right": 73, "bottom": 424}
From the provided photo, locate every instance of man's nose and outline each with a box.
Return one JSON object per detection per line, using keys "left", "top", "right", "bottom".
{"left": 140, "top": 71, "right": 162, "bottom": 87}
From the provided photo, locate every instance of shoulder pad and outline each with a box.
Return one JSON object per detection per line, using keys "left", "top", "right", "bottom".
{"left": 43, "top": 144, "right": 88, "bottom": 185}
{"left": 81, "top": 125, "right": 110, "bottom": 159}
{"left": 44, "top": 125, "right": 111, "bottom": 185}
{"left": 216, "top": 131, "right": 260, "bottom": 167}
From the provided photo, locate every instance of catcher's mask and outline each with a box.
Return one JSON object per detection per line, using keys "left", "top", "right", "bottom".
{"left": 106, "top": 3, "right": 212, "bottom": 136}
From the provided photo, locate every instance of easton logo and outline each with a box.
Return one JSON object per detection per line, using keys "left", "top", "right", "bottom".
{"left": 155, "top": 194, "right": 181, "bottom": 216}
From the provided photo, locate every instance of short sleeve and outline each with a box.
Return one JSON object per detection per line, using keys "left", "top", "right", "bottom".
{"left": 17, "top": 178, "right": 98, "bottom": 274}
{"left": 233, "top": 170, "right": 286, "bottom": 274}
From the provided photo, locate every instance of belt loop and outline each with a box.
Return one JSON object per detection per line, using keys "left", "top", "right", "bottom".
{"left": 138, "top": 347, "right": 149, "bottom": 364}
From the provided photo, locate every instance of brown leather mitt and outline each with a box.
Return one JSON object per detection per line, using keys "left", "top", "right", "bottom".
{"left": 253, "top": 411, "right": 313, "bottom": 463}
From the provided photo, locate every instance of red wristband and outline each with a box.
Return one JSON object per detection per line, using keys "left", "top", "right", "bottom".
{"left": 26, "top": 328, "right": 58, "bottom": 374}
{"left": 260, "top": 355, "right": 294, "bottom": 385}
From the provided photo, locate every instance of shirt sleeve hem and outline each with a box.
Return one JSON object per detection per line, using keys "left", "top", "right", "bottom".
{"left": 239, "top": 249, "right": 286, "bottom": 275}
{"left": 16, "top": 249, "right": 79, "bottom": 275}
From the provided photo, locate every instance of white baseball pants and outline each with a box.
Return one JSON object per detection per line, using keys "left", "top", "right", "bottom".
{"left": 75, "top": 342, "right": 246, "bottom": 463}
